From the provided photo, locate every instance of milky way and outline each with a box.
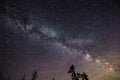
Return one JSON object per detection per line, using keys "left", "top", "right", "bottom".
{"left": 0, "top": 0, "right": 120, "bottom": 80}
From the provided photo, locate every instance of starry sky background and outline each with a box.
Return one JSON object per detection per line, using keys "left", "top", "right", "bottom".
{"left": 0, "top": 0, "right": 120, "bottom": 80}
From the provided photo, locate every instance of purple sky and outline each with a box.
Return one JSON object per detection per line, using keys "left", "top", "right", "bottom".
{"left": 0, "top": 0, "right": 120, "bottom": 80}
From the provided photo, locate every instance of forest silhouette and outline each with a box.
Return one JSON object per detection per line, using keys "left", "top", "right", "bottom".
{"left": 0, "top": 65, "right": 89, "bottom": 80}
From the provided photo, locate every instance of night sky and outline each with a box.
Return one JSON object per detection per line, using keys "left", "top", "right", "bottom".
{"left": 0, "top": 0, "right": 120, "bottom": 80}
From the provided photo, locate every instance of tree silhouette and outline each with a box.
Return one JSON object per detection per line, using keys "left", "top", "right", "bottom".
{"left": 68, "top": 65, "right": 89, "bottom": 80}
{"left": 68, "top": 65, "right": 79, "bottom": 80}
{"left": 81, "top": 72, "right": 89, "bottom": 80}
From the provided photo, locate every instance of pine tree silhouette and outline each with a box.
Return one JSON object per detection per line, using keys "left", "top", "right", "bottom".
{"left": 81, "top": 72, "right": 89, "bottom": 80}
{"left": 68, "top": 65, "right": 89, "bottom": 80}
{"left": 68, "top": 65, "right": 79, "bottom": 80}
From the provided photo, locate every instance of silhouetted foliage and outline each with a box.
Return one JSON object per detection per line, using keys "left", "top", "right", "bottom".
{"left": 0, "top": 65, "right": 90, "bottom": 80}
{"left": 68, "top": 65, "right": 78, "bottom": 80}
{"left": 68, "top": 65, "right": 89, "bottom": 80}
